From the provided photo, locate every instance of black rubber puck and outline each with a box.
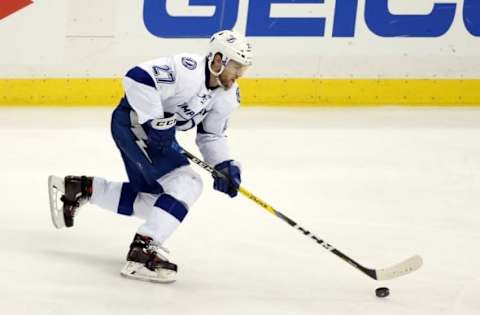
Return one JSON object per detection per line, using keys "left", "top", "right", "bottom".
{"left": 375, "top": 287, "right": 390, "bottom": 298}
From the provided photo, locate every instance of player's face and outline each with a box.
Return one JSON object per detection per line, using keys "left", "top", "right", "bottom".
{"left": 219, "top": 60, "right": 248, "bottom": 89}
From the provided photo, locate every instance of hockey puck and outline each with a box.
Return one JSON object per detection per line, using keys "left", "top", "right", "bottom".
{"left": 375, "top": 287, "right": 390, "bottom": 298}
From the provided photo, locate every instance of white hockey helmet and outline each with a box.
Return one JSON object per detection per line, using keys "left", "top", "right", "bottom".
{"left": 207, "top": 30, "right": 252, "bottom": 76}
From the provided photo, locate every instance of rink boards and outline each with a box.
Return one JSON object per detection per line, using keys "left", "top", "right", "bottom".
{"left": 1, "top": 0, "right": 479, "bottom": 106}
{"left": 1, "top": 78, "right": 480, "bottom": 106}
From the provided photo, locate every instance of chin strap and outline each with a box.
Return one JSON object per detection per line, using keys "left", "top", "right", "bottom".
{"left": 208, "top": 59, "right": 226, "bottom": 89}
{"left": 216, "top": 77, "right": 227, "bottom": 89}
{"left": 208, "top": 61, "right": 224, "bottom": 77}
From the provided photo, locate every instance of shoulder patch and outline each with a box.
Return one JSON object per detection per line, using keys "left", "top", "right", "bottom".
{"left": 181, "top": 57, "right": 197, "bottom": 70}
{"left": 236, "top": 87, "right": 241, "bottom": 103}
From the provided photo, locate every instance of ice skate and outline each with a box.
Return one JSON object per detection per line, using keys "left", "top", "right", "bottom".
{"left": 120, "top": 234, "right": 178, "bottom": 283}
{"left": 48, "top": 175, "right": 93, "bottom": 229}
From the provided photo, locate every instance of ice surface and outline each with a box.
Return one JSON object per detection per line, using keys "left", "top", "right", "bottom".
{"left": 1, "top": 106, "right": 480, "bottom": 315}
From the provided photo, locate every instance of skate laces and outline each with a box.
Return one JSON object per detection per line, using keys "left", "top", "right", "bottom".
{"left": 148, "top": 242, "right": 170, "bottom": 260}
{"left": 60, "top": 195, "right": 79, "bottom": 207}
{"left": 60, "top": 196, "right": 88, "bottom": 212}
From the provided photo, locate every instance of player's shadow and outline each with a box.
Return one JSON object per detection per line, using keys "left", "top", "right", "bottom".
{"left": 28, "top": 229, "right": 124, "bottom": 276}
{"left": 41, "top": 248, "right": 122, "bottom": 274}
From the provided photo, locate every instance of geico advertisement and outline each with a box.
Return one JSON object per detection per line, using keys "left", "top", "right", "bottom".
{"left": 112, "top": 0, "right": 479, "bottom": 78}
{"left": 115, "top": 0, "right": 480, "bottom": 59}
{"left": 1, "top": 0, "right": 479, "bottom": 78}
{"left": 141, "top": 0, "right": 479, "bottom": 38}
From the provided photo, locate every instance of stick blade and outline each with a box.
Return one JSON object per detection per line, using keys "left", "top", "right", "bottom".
{"left": 375, "top": 255, "right": 423, "bottom": 281}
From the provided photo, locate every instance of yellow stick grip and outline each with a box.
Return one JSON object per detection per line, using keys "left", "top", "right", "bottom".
{"left": 238, "top": 186, "right": 276, "bottom": 215}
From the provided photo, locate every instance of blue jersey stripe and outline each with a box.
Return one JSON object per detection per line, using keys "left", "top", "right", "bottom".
{"left": 126, "top": 66, "right": 156, "bottom": 89}
{"left": 118, "top": 183, "right": 137, "bottom": 216}
{"left": 154, "top": 194, "right": 188, "bottom": 222}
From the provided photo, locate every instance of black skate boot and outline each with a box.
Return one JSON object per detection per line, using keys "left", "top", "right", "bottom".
{"left": 120, "top": 234, "right": 178, "bottom": 283}
{"left": 48, "top": 175, "right": 93, "bottom": 229}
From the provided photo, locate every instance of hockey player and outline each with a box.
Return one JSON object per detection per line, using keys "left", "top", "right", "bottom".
{"left": 47, "top": 30, "right": 252, "bottom": 283}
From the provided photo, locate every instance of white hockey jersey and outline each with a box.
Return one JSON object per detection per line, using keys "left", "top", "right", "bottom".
{"left": 123, "top": 53, "right": 240, "bottom": 166}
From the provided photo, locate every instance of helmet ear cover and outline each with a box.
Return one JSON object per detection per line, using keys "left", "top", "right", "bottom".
{"left": 207, "top": 53, "right": 226, "bottom": 77}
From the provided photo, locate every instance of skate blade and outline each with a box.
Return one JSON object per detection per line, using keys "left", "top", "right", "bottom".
{"left": 120, "top": 261, "right": 177, "bottom": 284}
{"left": 48, "top": 175, "right": 66, "bottom": 229}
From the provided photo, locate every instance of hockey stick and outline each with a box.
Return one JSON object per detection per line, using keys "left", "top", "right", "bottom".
{"left": 181, "top": 148, "right": 423, "bottom": 281}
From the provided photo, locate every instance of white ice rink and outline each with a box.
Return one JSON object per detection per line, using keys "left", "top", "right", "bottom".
{"left": 1, "top": 107, "right": 480, "bottom": 315}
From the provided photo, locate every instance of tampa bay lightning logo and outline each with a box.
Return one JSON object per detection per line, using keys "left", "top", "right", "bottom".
{"left": 181, "top": 57, "right": 197, "bottom": 70}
